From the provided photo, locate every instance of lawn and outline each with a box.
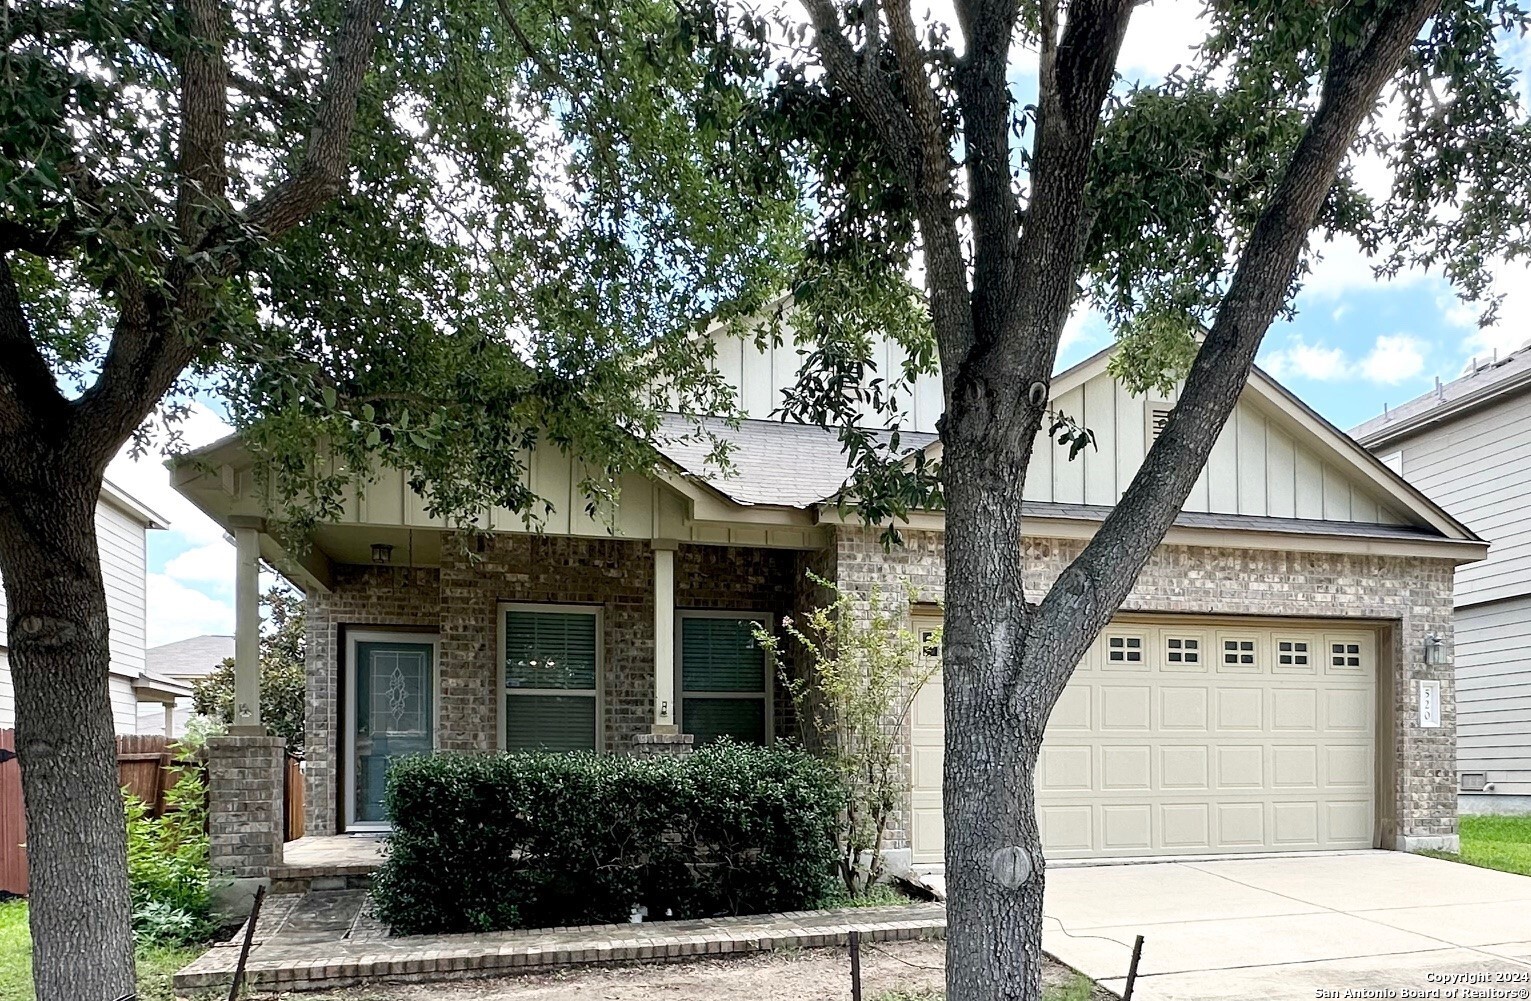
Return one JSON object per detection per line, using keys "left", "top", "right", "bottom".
{"left": 1420, "top": 814, "right": 1531, "bottom": 877}
{"left": 0, "top": 899, "right": 205, "bottom": 1001}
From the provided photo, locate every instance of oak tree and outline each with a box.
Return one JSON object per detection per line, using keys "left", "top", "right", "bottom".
{"left": 755, "top": 2, "right": 1531, "bottom": 998}
{"left": 0, "top": 2, "right": 793, "bottom": 997}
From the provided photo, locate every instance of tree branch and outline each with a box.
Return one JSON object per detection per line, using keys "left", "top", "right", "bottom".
{"left": 1028, "top": 0, "right": 1443, "bottom": 706}
{"left": 0, "top": 255, "right": 70, "bottom": 440}
{"left": 242, "top": 0, "right": 389, "bottom": 239}
{"left": 70, "top": 0, "right": 390, "bottom": 466}
{"left": 0, "top": 221, "right": 78, "bottom": 258}
{"left": 174, "top": 0, "right": 231, "bottom": 243}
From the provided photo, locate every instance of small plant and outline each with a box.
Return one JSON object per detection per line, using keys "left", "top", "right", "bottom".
{"left": 124, "top": 743, "right": 213, "bottom": 946}
{"left": 756, "top": 572, "right": 939, "bottom": 897}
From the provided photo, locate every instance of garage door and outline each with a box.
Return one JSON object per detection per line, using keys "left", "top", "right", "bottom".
{"left": 909, "top": 617, "right": 1378, "bottom": 863}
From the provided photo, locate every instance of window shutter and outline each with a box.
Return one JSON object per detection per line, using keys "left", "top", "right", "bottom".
{"left": 680, "top": 618, "right": 765, "bottom": 693}
{"left": 504, "top": 610, "right": 597, "bottom": 690}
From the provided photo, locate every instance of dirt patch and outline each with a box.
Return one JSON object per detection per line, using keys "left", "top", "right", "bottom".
{"left": 239, "top": 940, "right": 1105, "bottom": 1001}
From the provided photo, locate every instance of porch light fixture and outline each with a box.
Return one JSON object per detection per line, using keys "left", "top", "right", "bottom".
{"left": 371, "top": 543, "right": 395, "bottom": 566}
{"left": 1423, "top": 631, "right": 1446, "bottom": 666}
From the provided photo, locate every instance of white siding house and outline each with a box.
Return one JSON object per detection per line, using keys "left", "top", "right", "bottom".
{"left": 0, "top": 480, "right": 169, "bottom": 734}
{"left": 1354, "top": 343, "right": 1531, "bottom": 810}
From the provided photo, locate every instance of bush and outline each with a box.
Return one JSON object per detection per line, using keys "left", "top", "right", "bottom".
{"left": 124, "top": 747, "right": 213, "bottom": 946}
{"left": 371, "top": 743, "right": 844, "bottom": 935}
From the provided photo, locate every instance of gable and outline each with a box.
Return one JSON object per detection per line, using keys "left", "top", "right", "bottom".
{"left": 1012, "top": 348, "right": 1474, "bottom": 537}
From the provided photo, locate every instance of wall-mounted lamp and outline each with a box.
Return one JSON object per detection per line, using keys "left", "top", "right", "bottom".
{"left": 1423, "top": 631, "right": 1447, "bottom": 667}
{"left": 371, "top": 543, "right": 395, "bottom": 566}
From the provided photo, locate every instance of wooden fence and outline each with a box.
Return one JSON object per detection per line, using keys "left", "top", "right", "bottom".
{"left": 0, "top": 730, "right": 305, "bottom": 897}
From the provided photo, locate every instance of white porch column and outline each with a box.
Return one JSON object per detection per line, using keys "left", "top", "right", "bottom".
{"left": 652, "top": 540, "right": 678, "bottom": 732}
{"left": 230, "top": 518, "right": 263, "bottom": 734}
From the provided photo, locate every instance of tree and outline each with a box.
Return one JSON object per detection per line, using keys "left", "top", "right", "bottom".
{"left": 755, "top": 573, "right": 939, "bottom": 896}
{"left": 0, "top": 2, "right": 796, "bottom": 997}
{"left": 193, "top": 584, "right": 307, "bottom": 756}
{"left": 742, "top": 2, "right": 1531, "bottom": 998}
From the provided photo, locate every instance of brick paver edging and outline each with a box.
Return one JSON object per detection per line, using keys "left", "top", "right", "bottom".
{"left": 173, "top": 902, "right": 947, "bottom": 993}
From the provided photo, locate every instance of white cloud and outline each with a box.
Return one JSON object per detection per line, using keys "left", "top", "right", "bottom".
{"left": 1299, "top": 234, "right": 1431, "bottom": 301}
{"left": 1115, "top": 1, "right": 1207, "bottom": 79}
{"left": 163, "top": 541, "right": 235, "bottom": 589}
{"left": 146, "top": 573, "right": 235, "bottom": 647}
{"left": 1262, "top": 333, "right": 1430, "bottom": 386}
{"left": 1441, "top": 258, "right": 1531, "bottom": 362}
{"left": 1358, "top": 334, "right": 1427, "bottom": 385}
{"left": 106, "top": 402, "right": 234, "bottom": 545}
{"left": 1262, "top": 337, "right": 1349, "bottom": 382}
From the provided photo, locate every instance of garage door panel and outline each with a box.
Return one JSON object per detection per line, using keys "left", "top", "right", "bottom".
{"left": 1039, "top": 805, "right": 1093, "bottom": 853}
{"left": 1101, "top": 745, "right": 1152, "bottom": 791}
{"left": 1039, "top": 745, "right": 1093, "bottom": 792}
{"left": 1272, "top": 689, "right": 1320, "bottom": 731}
{"left": 1216, "top": 688, "right": 1264, "bottom": 730}
{"left": 1161, "top": 803, "right": 1212, "bottom": 849}
{"left": 1160, "top": 745, "right": 1210, "bottom": 790}
{"left": 1159, "top": 687, "right": 1210, "bottom": 730}
{"left": 1100, "top": 686, "right": 1152, "bottom": 730}
{"left": 909, "top": 618, "right": 1377, "bottom": 864}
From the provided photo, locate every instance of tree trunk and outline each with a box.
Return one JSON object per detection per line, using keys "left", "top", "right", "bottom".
{"left": 0, "top": 465, "right": 135, "bottom": 1001}
{"left": 940, "top": 418, "right": 1052, "bottom": 1000}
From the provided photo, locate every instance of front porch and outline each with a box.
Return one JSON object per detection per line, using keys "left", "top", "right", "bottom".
{"left": 270, "top": 835, "right": 386, "bottom": 894}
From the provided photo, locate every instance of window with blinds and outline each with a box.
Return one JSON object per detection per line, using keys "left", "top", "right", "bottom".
{"left": 679, "top": 614, "right": 768, "bottom": 746}
{"left": 502, "top": 606, "right": 599, "bottom": 752}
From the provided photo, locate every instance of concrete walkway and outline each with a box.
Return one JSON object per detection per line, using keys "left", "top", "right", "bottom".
{"left": 1043, "top": 851, "right": 1531, "bottom": 1000}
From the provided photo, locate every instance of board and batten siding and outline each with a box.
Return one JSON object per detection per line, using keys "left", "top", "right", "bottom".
{"left": 1456, "top": 595, "right": 1531, "bottom": 796}
{"left": 1386, "top": 388, "right": 1531, "bottom": 607}
{"left": 0, "top": 496, "right": 151, "bottom": 732}
{"left": 713, "top": 329, "right": 1410, "bottom": 526}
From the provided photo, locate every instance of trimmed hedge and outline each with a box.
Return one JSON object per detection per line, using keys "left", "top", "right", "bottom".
{"left": 371, "top": 743, "right": 845, "bottom": 935}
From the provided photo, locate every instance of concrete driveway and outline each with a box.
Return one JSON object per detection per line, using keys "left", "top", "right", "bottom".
{"left": 1043, "top": 851, "right": 1531, "bottom": 1000}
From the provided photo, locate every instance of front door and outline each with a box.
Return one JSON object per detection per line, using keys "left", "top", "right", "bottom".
{"left": 347, "top": 633, "right": 437, "bottom": 830}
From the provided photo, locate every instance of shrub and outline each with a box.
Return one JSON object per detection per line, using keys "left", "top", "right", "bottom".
{"left": 756, "top": 572, "right": 938, "bottom": 896}
{"left": 371, "top": 743, "right": 844, "bottom": 935}
{"left": 124, "top": 746, "right": 213, "bottom": 946}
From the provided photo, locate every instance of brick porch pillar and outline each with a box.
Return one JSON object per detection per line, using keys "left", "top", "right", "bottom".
{"left": 632, "top": 732, "right": 694, "bottom": 756}
{"left": 207, "top": 733, "right": 286, "bottom": 916}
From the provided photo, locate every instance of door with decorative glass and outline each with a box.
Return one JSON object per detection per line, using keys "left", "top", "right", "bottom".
{"left": 347, "top": 633, "right": 437, "bottom": 830}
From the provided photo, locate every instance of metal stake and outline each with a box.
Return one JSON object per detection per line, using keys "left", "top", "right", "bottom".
{"left": 228, "top": 884, "right": 267, "bottom": 1001}
{"left": 849, "top": 929, "right": 862, "bottom": 1001}
{"left": 1122, "top": 934, "right": 1145, "bottom": 1001}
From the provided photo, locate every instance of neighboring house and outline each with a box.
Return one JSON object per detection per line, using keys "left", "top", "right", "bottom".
{"left": 138, "top": 634, "right": 235, "bottom": 736}
{"left": 173, "top": 337, "right": 1483, "bottom": 867}
{"left": 0, "top": 479, "right": 177, "bottom": 734}
{"left": 1353, "top": 342, "right": 1531, "bottom": 812}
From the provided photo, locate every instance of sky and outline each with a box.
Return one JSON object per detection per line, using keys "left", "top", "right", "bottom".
{"left": 109, "top": 1, "right": 1531, "bottom": 650}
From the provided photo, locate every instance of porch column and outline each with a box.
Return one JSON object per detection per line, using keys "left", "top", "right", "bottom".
{"left": 652, "top": 540, "right": 678, "bottom": 732}
{"left": 230, "top": 517, "right": 263, "bottom": 735}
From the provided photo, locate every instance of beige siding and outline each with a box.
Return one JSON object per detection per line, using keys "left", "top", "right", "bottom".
{"left": 1033, "top": 373, "right": 1408, "bottom": 525}
{"left": 97, "top": 498, "right": 148, "bottom": 685}
{"left": 1390, "top": 389, "right": 1531, "bottom": 606}
{"left": 710, "top": 327, "right": 945, "bottom": 432}
{"left": 1456, "top": 595, "right": 1531, "bottom": 796}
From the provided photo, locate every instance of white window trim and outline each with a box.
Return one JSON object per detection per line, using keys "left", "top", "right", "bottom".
{"left": 675, "top": 609, "right": 773, "bottom": 745}
{"left": 498, "top": 601, "right": 605, "bottom": 753}
{"left": 344, "top": 629, "right": 441, "bottom": 834}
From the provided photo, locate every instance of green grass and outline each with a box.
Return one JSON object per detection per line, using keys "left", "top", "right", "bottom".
{"left": 0, "top": 899, "right": 207, "bottom": 1001}
{"left": 818, "top": 881, "right": 915, "bottom": 909}
{"left": 1419, "top": 814, "right": 1531, "bottom": 877}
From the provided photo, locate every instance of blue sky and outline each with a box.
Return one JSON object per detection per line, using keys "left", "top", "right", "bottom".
{"left": 107, "top": 1, "right": 1531, "bottom": 647}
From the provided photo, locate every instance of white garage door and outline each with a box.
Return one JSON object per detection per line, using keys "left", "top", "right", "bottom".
{"left": 909, "top": 617, "right": 1378, "bottom": 863}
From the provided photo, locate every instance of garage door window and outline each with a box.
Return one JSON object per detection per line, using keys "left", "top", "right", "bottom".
{"left": 1165, "top": 636, "right": 1201, "bottom": 666}
{"left": 1106, "top": 635, "right": 1145, "bottom": 665}
{"left": 1330, "top": 642, "right": 1362, "bottom": 668}
{"left": 1222, "top": 638, "right": 1257, "bottom": 668}
{"left": 1276, "top": 639, "right": 1313, "bottom": 671}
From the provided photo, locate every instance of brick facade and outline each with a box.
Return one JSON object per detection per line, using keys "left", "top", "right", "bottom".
{"left": 304, "top": 537, "right": 799, "bottom": 834}
{"left": 301, "top": 525, "right": 1459, "bottom": 853}
{"left": 207, "top": 734, "right": 286, "bottom": 882}
{"left": 831, "top": 525, "right": 1461, "bottom": 852}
